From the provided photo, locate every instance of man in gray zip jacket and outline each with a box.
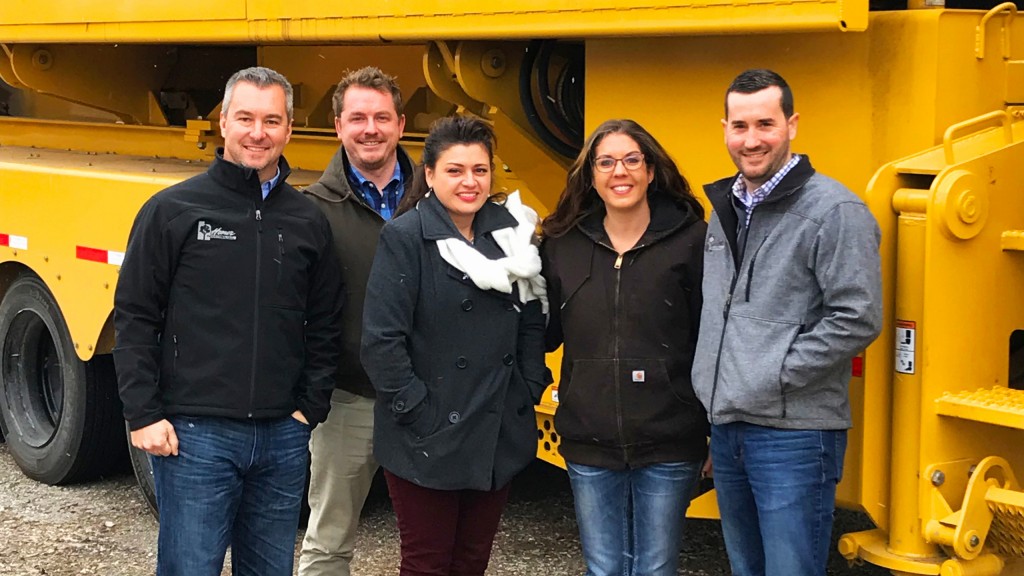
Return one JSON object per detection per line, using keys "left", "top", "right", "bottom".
{"left": 692, "top": 69, "right": 882, "bottom": 576}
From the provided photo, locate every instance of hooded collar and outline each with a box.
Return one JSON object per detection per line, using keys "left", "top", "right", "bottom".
{"left": 208, "top": 147, "right": 292, "bottom": 200}
{"left": 576, "top": 191, "right": 702, "bottom": 248}
{"left": 417, "top": 192, "right": 518, "bottom": 242}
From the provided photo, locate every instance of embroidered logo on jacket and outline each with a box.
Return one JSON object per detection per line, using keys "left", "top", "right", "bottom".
{"left": 706, "top": 233, "right": 726, "bottom": 252}
{"left": 197, "top": 221, "right": 237, "bottom": 241}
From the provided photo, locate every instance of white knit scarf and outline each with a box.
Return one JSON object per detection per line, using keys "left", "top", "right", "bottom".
{"left": 434, "top": 191, "right": 548, "bottom": 315}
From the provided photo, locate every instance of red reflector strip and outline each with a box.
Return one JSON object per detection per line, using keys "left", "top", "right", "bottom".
{"left": 0, "top": 233, "right": 29, "bottom": 249}
{"left": 76, "top": 246, "right": 125, "bottom": 265}
{"left": 851, "top": 356, "right": 864, "bottom": 378}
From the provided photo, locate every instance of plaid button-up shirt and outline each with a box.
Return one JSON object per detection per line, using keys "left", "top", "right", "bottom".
{"left": 731, "top": 154, "right": 801, "bottom": 228}
{"left": 348, "top": 161, "right": 404, "bottom": 221}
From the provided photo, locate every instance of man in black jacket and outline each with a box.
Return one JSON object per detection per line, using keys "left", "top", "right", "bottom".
{"left": 298, "top": 66, "right": 415, "bottom": 576}
{"left": 113, "top": 66, "right": 344, "bottom": 576}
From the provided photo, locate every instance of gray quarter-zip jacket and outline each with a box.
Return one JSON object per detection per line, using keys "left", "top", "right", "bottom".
{"left": 691, "top": 156, "right": 882, "bottom": 430}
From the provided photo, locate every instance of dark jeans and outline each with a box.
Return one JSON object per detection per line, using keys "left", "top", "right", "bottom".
{"left": 151, "top": 415, "right": 311, "bottom": 576}
{"left": 711, "top": 422, "right": 846, "bottom": 576}
{"left": 384, "top": 470, "right": 511, "bottom": 576}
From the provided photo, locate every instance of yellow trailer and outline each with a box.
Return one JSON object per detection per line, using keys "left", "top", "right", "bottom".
{"left": 3, "top": 1, "right": 1024, "bottom": 573}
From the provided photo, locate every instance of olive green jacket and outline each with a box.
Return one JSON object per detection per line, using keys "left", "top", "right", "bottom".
{"left": 303, "top": 145, "right": 417, "bottom": 397}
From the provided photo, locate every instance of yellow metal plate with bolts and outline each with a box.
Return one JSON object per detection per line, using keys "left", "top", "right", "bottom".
{"left": 0, "top": 0, "right": 866, "bottom": 43}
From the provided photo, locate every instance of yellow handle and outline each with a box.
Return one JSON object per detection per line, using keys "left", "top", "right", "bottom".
{"left": 942, "top": 110, "right": 1013, "bottom": 165}
{"left": 976, "top": 2, "right": 1017, "bottom": 60}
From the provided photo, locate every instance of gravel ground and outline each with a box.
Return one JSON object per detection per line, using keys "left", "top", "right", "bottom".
{"left": 0, "top": 441, "right": 887, "bottom": 575}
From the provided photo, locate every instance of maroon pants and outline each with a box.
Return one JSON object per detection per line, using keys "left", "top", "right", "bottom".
{"left": 384, "top": 470, "right": 511, "bottom": 576}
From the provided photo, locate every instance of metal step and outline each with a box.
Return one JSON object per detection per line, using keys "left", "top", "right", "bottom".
{"left": 987, "top": 486, "right": 1024, "bottom": 557}
{"left": 935, "top": 387, "right": 1024, "bottom": 430}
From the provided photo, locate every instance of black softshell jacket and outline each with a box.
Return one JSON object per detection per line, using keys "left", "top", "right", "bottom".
{"left": 113, "top": 152, "right": 344, "bottom": 430}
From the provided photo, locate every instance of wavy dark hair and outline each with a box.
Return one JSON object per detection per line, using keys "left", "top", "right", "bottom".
{"left": 541, "top": 119, "right": 704, "bottom": 238}
{"left": 396, "top": 115, "right": 504, "bottom": 215}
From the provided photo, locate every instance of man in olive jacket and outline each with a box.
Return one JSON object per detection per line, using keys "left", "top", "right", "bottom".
{"left": 692, "top": 69, "right": 882, "bottom": 576}
{"left": 298, "top": 66, "right": 417, "bottom": 576}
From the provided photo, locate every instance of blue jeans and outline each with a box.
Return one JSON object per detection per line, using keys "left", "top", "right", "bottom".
{"left": 151, "top": 415, "right": 311, "bottom": 576}
{"left": 566, "top": 460, "right": 702, "bottom": 576}
{"left": 710, "top": 422, "right": 846, "bottom": 576}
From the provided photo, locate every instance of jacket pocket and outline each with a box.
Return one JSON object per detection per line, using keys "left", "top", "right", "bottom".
{"left": 266, "top": 228, "right": 313, "bottom": 311}
{"left": 410, "top": 411, "right": 487, "bottom": 486}
{"left": 399, "top": 393, "right": 436, "bottom": 439}
{"left": 619, "top": 359, "right": 702, "bottom": 445}
{"left": 554, "top": 359, "right": 618, "bottom": 445}
{"left": 714, "top": 314, "right": 802, "bottom": 420}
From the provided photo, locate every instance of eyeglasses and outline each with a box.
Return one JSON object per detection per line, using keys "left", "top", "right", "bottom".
{"left": 594, "top": 153, "right": 645, "bottom": 173}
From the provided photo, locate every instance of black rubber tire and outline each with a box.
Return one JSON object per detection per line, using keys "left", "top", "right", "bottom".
{"left": 126, "top": 422, "right": 159, "bottom": 518}
{"left": 0, "top": 275, "right": 126, "bottom": 484}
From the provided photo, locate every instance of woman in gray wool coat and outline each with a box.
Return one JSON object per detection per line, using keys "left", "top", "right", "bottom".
{"left": 361, "top": 115, "right": 549, "bottom": 576}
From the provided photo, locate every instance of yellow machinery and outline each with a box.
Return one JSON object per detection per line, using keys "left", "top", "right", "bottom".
{"left": 4, "top": 1, "right": 1024, "bottom": 573}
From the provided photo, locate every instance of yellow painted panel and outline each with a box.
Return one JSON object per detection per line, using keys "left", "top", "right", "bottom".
{"left": 0, "top": 149, "right": 200, "bottom": 361}
{"left": 0, "top": 0, "right": 866, "bottom": 42}
{"left": 2, "top": 0, "right": 246, "bottom": 25}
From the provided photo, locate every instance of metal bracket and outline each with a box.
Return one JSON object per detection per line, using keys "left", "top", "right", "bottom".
{"left": 924, "top": 456, "right": 1019, "bottom": 562}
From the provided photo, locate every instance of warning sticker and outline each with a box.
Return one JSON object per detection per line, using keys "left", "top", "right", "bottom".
{"left": 895, "top": 320, "right": 916, "bottom": 374}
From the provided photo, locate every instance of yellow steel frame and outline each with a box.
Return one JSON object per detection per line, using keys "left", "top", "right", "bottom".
{"left": 6, "top": 3, "right": 1024, "bottom": 570}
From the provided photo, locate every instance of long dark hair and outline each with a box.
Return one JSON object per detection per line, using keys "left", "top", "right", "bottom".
{"left": 396, "top": 115, "right": 498, "bottom": 216}
{"left": 541, "top": 119, "right": 704, "bottom": 238}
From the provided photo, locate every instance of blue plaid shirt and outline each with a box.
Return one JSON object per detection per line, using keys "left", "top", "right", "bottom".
{"left": 348, "top": 162, "right": 404, "bottom": 221}
{"left": 731, "top": 154, "right": 801, "bottom": 228}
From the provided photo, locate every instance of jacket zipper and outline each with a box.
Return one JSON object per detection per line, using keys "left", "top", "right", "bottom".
{"left": 249, "top": 206, "right": 263, "bottom": 418}
{"left": 600, "top": 240, "right": 644, "bottom": 463}
{"left": 172, "top": 334, "right": 179, "bottom": 378}
{"left": 612, "top": 251, "right": 626, "bottom": 462}
{"left": 707, "top": 278, "right": 736, "bottom": 426}
{"left": 708, "top": 213, "right": 752, "bottom": 425}
{"left": 744, "top": 236, "right": 769, "bottom": 302}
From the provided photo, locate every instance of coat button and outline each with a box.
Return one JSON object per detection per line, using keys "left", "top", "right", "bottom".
{"left": 503, "top": 353, "right": 514, "bottom": 366}
{"left": 393, "top": 400, "right": 406, "bottom": 412}
{"left": 448, "top": 411, "right": 461, "bottom": 424}
{"left": 461, "top": 299, "right": 473, "bottom": 311}
{"left": 455, "top": 356, "right": 468, "bottom": 369}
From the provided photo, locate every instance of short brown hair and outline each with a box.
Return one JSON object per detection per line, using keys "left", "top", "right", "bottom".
{"left": 331, "top": 66, "right": 403, "bottom": 117}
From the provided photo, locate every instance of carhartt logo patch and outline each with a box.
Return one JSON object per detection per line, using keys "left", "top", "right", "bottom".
{"left": 197, "top": 220, "right": 237, "bottom": 241}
